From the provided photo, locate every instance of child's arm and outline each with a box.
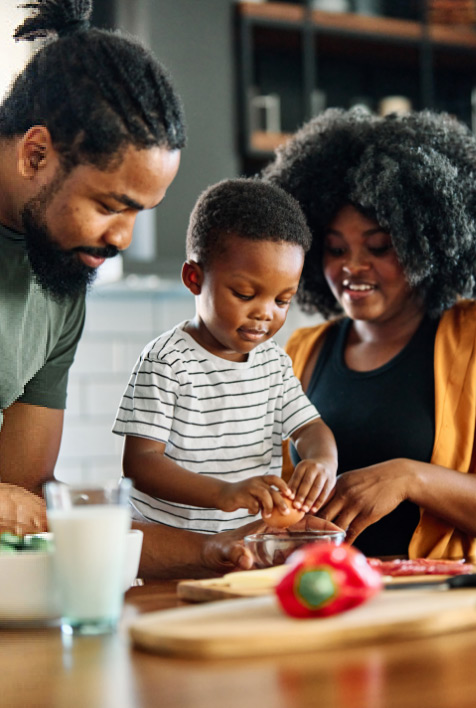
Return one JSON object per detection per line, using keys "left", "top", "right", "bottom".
{"left": 123, "top": 435, "right": 293, "bottom": 517}
{"left": 289, "top": 418, "right": 338, "bottom": 514}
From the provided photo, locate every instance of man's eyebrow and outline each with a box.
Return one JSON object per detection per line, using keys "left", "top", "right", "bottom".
{"left": 108, "top": 192, "right": 146, "bottom": 211}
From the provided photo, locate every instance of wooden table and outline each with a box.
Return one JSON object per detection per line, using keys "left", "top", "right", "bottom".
{"left": 2, "top": 580, "right": 476, "bottom": 708}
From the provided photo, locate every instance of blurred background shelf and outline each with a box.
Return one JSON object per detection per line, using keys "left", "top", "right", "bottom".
{"left": 236, "top": 0, "right": 476, "bottom": 173}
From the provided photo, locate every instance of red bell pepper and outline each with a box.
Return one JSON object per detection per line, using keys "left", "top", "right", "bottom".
{"left": 275, "top": 542, "right": 382, "bottom": 619}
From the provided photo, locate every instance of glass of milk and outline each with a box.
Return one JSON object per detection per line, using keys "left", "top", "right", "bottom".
{"left": 44, "top": 479, "right": 132, "bottom": 636}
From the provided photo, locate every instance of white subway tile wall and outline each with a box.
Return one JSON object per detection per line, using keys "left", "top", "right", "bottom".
{"left": 55, "top": 281, "right": 322, "bottom": 485}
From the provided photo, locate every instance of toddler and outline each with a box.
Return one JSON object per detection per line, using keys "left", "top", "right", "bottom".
{"left": 113, "top": 179, "right": 337, "bottom": 533}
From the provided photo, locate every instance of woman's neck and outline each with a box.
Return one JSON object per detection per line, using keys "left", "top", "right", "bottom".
{"left": 345, "top": 305, "right": 427, "bottom": 372}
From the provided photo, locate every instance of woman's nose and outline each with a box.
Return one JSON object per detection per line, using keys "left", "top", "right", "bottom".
{"left": 342, "top": 251, "right": 371, "bottom": 274}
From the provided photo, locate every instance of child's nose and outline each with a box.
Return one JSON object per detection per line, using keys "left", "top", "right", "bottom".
{"left": 250, "top": 300, "right": 273, "bottom": 320}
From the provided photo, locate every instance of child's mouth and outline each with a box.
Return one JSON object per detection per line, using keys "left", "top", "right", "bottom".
{"left": 238, "top": 327, "right": 268, "bottom": 342}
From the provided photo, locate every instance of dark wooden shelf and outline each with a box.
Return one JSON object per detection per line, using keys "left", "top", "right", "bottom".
{"left": 237, "top": 2, "right": 476, "bottom": 171}
{"left": 250, "top": 130, "right": 293, "bottom": 153}
{"left": 238, "top": 1, "right": 476, "bottom": 51}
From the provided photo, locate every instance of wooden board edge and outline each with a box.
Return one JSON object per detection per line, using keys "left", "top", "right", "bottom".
{"left": 130, "top": 606, "right": 476, "bottom": 660}
{"left": 130, "top": 594, "right": 476, "bottom": 660}
{"left": 176, "top": 573, "right": 461, "bottom": 603}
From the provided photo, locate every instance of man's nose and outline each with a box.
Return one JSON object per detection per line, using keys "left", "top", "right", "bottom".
{"left": 104, "top": 216, "right": 136, "bottom": 251}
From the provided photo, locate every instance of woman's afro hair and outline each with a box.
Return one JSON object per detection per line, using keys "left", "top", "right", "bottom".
{"left": 262, "top": 107, "right": 476, "bottom": 317}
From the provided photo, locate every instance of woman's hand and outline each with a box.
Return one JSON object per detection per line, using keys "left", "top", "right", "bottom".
{"left": 318, "top": 459, "right": 412, "bottom": 544}
{"left": 0, "top": 483, "right": 48, "bottom": 534}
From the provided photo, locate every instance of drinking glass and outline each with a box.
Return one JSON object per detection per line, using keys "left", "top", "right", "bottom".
{"left": 44, "top": 479, "right": 132, "bottom": 636}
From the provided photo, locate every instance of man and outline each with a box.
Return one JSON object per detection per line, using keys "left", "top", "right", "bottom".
{"left": 0, "top": 0, "right": 337, "bottom": 576}
{"left": 0, "top": 0, "right": 183, "bottom": 538}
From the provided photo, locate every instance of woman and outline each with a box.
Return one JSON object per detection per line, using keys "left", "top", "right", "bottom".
{"left": 262, "top": 107, "right": 476, "bottom": 561}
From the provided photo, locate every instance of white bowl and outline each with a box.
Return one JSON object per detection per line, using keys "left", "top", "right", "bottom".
{"left": 0, "top": 529, "right": 143, "bottom": 623}
{"left": 0, "top": 551, "right": 59, "bottom": 622}
{"left": 123, "top": 529, "right": 143, "bottom": 591}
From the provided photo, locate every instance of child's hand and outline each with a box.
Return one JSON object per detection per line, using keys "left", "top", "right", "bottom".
{"left": 288, "top": 460, "right": 336, "bottom": 514}
{"left": 217, "top": 475, "right": 292, "bottom": 516}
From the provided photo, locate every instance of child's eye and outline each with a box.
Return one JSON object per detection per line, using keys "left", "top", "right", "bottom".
{"left": 233, "top": 290, "right": 253, "bottom": 301}
{"left": 276, "top": 298, "right": 291, "bottom": 307}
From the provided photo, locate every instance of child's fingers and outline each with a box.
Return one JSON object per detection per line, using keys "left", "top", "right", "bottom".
{"left": 288, "top": 467, "right": 313, "bottom": 510}
{"left": 264, "top": 475, "right": 293, "bottom": 498}
{"left": 293, "top": 480, "right": 317, "bottom": 512}
{"left": 301, "top": 477, "right": 328, "bottom": 513}
{"left": 253, "top": 488, "right": 275, "bottom": 517}
{"left": 309, "top": 478, "right": 334, "bottom": 514}
{"left": 292, "top": 467, "right": 328, "bottom": 512}
{"left": 246, "top": 497, "right": 261, "bottom": 515}
{"left": 270, "top": 488, "right": 292, "bottom": 515}
{"left": 286, "top": 473, "right": 301, "bottom": 497}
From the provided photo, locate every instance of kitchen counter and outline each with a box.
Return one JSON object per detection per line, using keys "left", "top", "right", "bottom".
{"left": 2, "top": 580, "right": 476, "bottom": 708}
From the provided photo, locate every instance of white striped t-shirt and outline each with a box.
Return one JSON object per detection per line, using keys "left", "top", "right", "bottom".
{"left": 112, "top": 322, "right": 320, "bottom": 533}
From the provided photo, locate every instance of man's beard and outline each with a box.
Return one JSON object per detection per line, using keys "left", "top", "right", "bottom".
{"left": 21, "top": 178, "right": 119, "bottom": 302}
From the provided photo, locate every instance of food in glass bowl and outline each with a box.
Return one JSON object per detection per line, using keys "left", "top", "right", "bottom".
{"left": 244, "top": 529, "right": 346, "bottom": 568}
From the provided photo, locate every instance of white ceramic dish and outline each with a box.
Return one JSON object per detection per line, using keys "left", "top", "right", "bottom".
{"left": 0, "top": 528, "right": 143, "bottom": 624}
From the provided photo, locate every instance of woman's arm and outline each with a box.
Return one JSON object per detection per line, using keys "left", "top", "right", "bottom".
{"left": 319, "top": 458, "right": 476, "bottom": 544}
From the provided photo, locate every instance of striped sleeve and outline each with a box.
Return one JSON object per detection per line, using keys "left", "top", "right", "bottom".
{"left": 112, "top": 350, "right": 179, "bottom": 444}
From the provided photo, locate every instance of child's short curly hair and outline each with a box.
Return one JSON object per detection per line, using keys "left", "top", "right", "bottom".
{"left": 262, "top": 107, "right": 476, "bottom": 317}
{"left": 186, "top": 178, "right": 312, "bottom": 268}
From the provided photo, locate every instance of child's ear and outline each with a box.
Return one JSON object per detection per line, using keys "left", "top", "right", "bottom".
{"left": 182, "top": 260, "right": 203, "bottom": 295}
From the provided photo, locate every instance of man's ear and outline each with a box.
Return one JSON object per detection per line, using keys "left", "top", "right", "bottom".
{"left": 182, "top": 260, "right": 203, "bottom": 295}
{"left": 17, "top": 126, "right": 56, "bottom": 179}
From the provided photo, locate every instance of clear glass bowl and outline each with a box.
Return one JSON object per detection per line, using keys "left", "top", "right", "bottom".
{"left": 244, "top": 530, "right": 346, "bottom": 568}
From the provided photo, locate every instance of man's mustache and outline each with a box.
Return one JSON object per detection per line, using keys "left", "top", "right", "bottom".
{"left": 73, "top": 245, "right": 119, "bottom": 259}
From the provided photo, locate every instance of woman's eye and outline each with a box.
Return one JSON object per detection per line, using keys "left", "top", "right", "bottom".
{"left": 324, "top": 245, "right": 345, "bottom": 257}
{"left": 369, "top": 245, "right": 392, "bottom": 255}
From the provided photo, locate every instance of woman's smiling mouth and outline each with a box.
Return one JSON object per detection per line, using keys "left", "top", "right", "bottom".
{"left": 342, "top": 279, "right": 376, "bottom": 301}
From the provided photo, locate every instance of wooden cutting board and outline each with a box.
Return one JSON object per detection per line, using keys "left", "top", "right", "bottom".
{"left": 176, "top": 566, "right": 459, "bottom": 603}
{"left": 129, "top": 588, "right": 476, "bottom": 659}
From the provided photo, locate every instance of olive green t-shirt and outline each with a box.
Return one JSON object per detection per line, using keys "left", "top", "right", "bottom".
{"left": 0, "top": 224, "right": 86, "bottom": 431}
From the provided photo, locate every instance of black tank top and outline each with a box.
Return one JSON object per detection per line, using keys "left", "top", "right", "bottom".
{"left": 291, "top": 316, "right": 439, "bottom": 556}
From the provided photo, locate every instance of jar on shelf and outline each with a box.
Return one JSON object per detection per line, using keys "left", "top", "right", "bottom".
{"left": 311, "top": 0, "right": 350, "bottom": 12}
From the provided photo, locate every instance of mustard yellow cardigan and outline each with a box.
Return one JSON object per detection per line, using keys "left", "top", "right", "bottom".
{"left": 284, "top": 301, "right": 476, "bottom": 562}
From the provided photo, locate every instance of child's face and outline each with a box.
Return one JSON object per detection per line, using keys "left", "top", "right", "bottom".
{"left": 186, "top": 235, "right": 304, "bottom": 362}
